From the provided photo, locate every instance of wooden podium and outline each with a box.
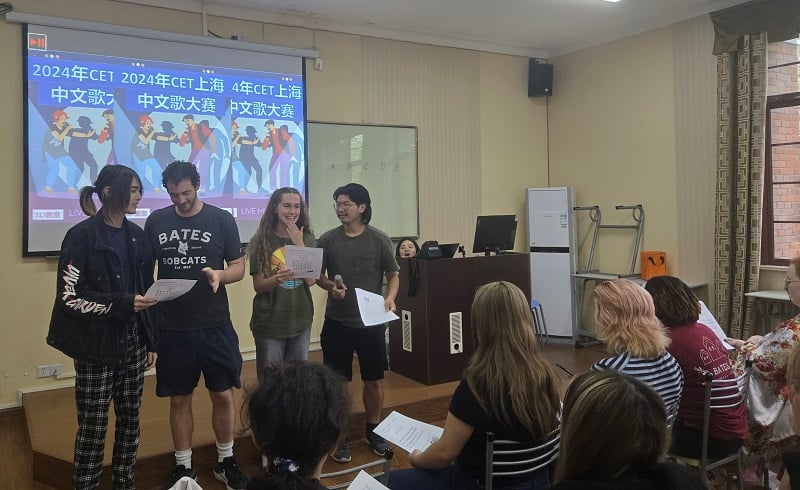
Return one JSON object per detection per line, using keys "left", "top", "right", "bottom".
{"left": 389, "top": 253, "right": 530, "bottom": 385}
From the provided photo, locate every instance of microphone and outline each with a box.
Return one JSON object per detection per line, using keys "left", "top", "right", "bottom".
{"left": 334, "top": 274, "right": 344, "bottom": 289}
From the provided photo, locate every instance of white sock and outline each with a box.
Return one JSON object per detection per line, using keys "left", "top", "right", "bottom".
{"left": 217, "top": 440, "right": 234, "bottom": 462}
{"left": 175, "top": 449, "right": 192, "bottom": 469}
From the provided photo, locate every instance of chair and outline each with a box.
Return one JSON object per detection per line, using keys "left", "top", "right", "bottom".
{"left": 320, "top": 447, "right": 393, "bottom": 489}
{"left": 671, "top": 367, "right": 750, "bottom": 490}
{"left": 531, "top": 300, "right": 549, "bottom": 343}
{"left": 484, "top": 428, "right": 560, "bottom": 490}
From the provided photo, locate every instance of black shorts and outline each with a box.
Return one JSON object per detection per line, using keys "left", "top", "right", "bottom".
{"left": 155, "top": 323, "right": 242, "bottom": 397}
{"left": 320, "top": 318, "right": 385, "bottom": 382}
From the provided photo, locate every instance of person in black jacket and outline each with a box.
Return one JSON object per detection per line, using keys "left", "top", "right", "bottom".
{"left": 47, "top": 164, "right": 158, "bottom": 490}
{"left": 552, "top": 370, "right": 704, "bottom": 490}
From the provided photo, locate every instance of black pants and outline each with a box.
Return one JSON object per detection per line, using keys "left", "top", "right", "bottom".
{"left": 671, "top": 420, "right": 744, "bottom": 459}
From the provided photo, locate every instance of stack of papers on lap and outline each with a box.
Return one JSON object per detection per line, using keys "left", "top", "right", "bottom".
{"left": 372, "top": 410, "right": 443, "bottom": 453}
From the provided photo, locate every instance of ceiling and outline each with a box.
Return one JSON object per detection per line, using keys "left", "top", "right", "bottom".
{"left": 187, "top": 0, "right": 752, "bottom": 58}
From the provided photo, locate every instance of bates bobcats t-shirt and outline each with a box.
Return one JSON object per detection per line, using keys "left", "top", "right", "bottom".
{"left": 145, "top": 203, "right": 243, "bottom": 330}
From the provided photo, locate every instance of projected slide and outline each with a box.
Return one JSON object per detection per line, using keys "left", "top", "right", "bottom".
{"left": 24, "top": 24, "right": 307, "bottom": 254}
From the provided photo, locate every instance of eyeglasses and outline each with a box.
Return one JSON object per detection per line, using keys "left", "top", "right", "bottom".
{"left": 333, "top": 201, "right": 356, "bottom": 210}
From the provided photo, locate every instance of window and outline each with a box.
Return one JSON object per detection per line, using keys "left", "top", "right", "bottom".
{"left": 762, "top": 38, "right": 800, "bottom": 265}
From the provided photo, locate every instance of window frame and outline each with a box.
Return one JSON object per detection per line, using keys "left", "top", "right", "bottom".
{"left": 761, "top": 91, "right": 800, "bottom": 266}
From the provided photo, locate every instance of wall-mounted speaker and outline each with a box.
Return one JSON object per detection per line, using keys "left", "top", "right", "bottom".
{"left": 529, "top": 60, "right": 553, "bottom": 97}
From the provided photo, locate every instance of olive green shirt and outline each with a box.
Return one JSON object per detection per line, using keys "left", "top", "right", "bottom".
{"left": 249, "top": 231, "right": 315, "bottom": 339}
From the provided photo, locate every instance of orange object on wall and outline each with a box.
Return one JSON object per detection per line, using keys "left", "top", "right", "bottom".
{"left": 641, "top": 251, "right": 667, "bottom": 280}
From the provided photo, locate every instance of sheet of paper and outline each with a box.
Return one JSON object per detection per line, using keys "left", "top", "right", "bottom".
{"left": 372, "top": 410, "right": 443, "bottom": 454}
{"left": 144, "top": 279, "right": 196, "bottom": 301}
{"left": 347, "top": 470, "right": 390, "bottom": 490}
{"left": 698, "top": 300, "right": 734, "bottom": 350}
{"left": 355, "top": 288, "right": 400, "bottom": 327}
{"left": 283, "top": 245, "right": 323, "bottom": 279}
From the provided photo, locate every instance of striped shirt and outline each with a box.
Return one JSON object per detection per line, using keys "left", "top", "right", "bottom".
{"left": 593, "top": 351, "right": 684, "bottom": 422}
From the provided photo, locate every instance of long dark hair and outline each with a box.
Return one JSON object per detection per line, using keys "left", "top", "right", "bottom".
{"left": 247, "top": 188, "right": 312, "bottom": 276}
{"left": 243, "top": 362, "right": 351, "bottom": 490}
{"left": 78, "top": 165, "right": 140, "bottom": 217}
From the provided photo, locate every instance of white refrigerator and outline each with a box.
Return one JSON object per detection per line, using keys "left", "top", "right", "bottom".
{"left": 526, "top": 187, "right": 577, "bottom": 339}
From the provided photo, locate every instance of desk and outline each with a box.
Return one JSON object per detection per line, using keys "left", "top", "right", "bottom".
{"left": 745, "top": 290, "right": 792, "bottom": 334}
{"left": 390, "top": 253, "right": 530, "bottom": 385}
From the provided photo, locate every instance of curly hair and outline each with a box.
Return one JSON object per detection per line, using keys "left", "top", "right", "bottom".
{"left": 592, "top": 279, "right": 670, "bottom": 358}
{"left": 643, "top": 275, "right": 700, "bottom": 328}
{"left": 161, "top": 160, "right": 200, "bottom": 188}
{"left": 247, "top": 188, "right": 312, "bottom": 276}
{"left": 242, "top": 362, "right": 351, "bottom": 490}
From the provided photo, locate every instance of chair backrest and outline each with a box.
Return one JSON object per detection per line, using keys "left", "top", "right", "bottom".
{"left": 484, "top": 428, "right": 560, "bottom": 490}
{"left": 319, "top": 447, "right": 393, "bottom": 490}
{"left": 700, "top": 367, "right": 750, "bottom": 463}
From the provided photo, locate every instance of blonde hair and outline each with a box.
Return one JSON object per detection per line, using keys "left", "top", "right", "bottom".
{"left": 556, "top": 370, "right": 669, "bottom": 482}
{"left": 464, "top": 281, "right": 560, "bottom": 436}
{"left": 593, "top": 279, "right": 670, "bottom": 358}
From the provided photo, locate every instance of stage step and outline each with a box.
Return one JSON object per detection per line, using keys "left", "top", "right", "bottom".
{"left": 24, "top": 351, "right": 457, "bottom": 489}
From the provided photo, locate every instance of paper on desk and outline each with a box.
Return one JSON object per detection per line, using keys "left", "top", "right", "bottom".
{"left": 283, "top": 245, "right": 323, "bottom": 279}
{"left": 347, "top": 470, "right": 390, "bottom": 490}
{"left": 373, "top": 410, "right": 443, "bottom": 454}
{"left": 144, "top": 279, "right": 196, "bottom": 301}
{"left": 355, "top": 288, "right": 399, "bottom": 327}
{"left": 698, "top": 301, "right": 734, "bottom": 350}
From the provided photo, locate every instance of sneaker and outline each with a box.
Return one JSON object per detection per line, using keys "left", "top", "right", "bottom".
{"left": 365, "top": 430, "right": 388, "bottom": 456}
{"left": 331, "top": 437, "right": 351, "bottom": 463}
{"left": 213, "top": 456, "right": 248, "bottom": 490}
{"left": 161, "top": 465, "right": 197, "bottom": 490}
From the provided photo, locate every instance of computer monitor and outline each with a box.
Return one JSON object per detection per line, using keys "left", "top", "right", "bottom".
{"left": 472, "top": 215, "right": 518, "bottom": 255}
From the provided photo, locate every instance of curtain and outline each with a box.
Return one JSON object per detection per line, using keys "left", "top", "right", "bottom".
{"left": 713, "top": 32, "right": 767, "bottom": 339}
{"left": 710, "top": 0, "right": 800, "bottom": 55}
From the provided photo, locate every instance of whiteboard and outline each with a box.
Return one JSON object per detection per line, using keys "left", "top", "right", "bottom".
{"left": 307, "top": 122, "right": 419, "bottom": 238}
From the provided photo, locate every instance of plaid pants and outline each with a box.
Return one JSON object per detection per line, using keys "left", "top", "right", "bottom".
{"left": 73, "top": 320, "right": 146, "bottom": 489}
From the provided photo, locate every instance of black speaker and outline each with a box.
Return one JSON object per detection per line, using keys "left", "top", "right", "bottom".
{"left": 528, "top": 60, "right": 553, "bottom": 97}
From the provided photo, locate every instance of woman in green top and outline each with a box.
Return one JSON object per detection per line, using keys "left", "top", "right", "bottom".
{"left": 248, "top": 187, "right": 316, "bottom": 382}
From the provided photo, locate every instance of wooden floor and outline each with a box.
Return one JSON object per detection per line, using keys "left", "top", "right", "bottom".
{"left": 6, "top": 342, "right": 608, "bottom": 490}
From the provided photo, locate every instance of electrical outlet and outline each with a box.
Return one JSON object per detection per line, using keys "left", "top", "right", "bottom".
{"left": 36, "top": 365, "right": 51, "bottom": 378}
{"left": 51, "top": 364, "right": 63, "bottom": 377}
{"left": 314, "top": 58, "right": 323, "bottom": 70}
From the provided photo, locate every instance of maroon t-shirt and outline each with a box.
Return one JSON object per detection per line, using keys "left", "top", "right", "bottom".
{"left": 668, "top": 322, "right": 747, "bottom": 440}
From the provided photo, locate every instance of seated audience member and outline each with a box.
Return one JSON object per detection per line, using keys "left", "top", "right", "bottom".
{"left": 396, "top": 237, "right": 420, "bottom": 258}
{"left": 727, "top": 256, "right": 800, "bottom": 461}
{"left": 552, "top": 370, "right": 704, "bottom": 489}
{"left": 243, "top": 362, "right": 351, "bottom": 490}
{"left": 388, "top": 281, "right": 561, "bottom": 490}
{"left": 780, "top": 344, "right": 800, "bottom": 490}
{"left": 644, "top": 275, "right": 747, "bottom": 459}
{"left": 591, "top": 279, "right": 684, "bottom": 421}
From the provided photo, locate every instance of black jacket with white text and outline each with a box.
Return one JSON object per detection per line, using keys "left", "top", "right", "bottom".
{"left": 47, "top": 210, "right": 157, "bottom": 366}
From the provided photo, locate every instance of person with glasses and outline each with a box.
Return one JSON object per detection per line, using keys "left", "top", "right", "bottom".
{"left": 316, "top": 183, "right": 400, "bottom": 464}
{"left": 727, "top": 256, "right": 800, "bottom": 472}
